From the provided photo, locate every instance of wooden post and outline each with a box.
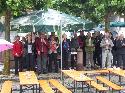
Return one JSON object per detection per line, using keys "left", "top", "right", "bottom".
{"left": 76, "top": 48, "right": 84, "bottom": 70}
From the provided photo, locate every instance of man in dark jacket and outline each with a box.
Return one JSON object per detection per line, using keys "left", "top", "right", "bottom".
{"left": 116, "top": 34, "right": 125, "bottom": 69}
{"left": 93, "top": 32, "right": 102, "bottom": 68}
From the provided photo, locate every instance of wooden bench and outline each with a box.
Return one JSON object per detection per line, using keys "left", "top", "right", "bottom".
{"left": 49, "top": 79, "right": 72, "bottom": 93}
{"left": 96, "top": 76, "right": 123, "bottom": 91}
{"left": 86, "top": 81, "right": 108, "bottom": 92}
{"left": 0, "top": 81, "right": 12, "bottom": 93}
{"left": 39, "top": 80, "right": 54, "bottom": 93}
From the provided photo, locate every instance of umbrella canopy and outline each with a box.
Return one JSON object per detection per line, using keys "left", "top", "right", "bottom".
{"left": 0, "top": 39, "right": 13, "bottom": 52}
{"left": 11, "top": 9, "right": 87, "bottom": 32}
{"left": 110, "top": 22, "right": 125, "bottom": 27}
{"left": 11, "top": 9, "right": 85, "bottom": 26}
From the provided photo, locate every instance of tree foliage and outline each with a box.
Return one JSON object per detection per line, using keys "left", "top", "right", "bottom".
{"left": 0, "top": 0, "right": 51, "bottom": 75}
{"left": 51, "top": 0, "right": 125, "bottom": 28}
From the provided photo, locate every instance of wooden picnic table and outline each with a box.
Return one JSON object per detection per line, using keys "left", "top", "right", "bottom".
{"left": 107, "top": 68, "right": 125, "bottom": 85}
{"left": 108, "top": 68, "right": 125, "bottom": 77}
{"left": 62, "top": 70, "right": 94, "bottom": 93}
{"left": 62, "top": 69, "right": 109, "bottom": 76}
{"left": 19, "top": 71, "right": 39, "bottom": 93}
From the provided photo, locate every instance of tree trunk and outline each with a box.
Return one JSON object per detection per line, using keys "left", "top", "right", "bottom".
{"left": 3, "top": 10, "right": 11, "bottom": 75}
{"left": 123, "top": 13, "right": 125, "bottom": 22}
{"left": 104, "top": 0, "right": 110, "bottom": 32}
{"left": 104, "top": 14, "right": 110, "bottom": 32}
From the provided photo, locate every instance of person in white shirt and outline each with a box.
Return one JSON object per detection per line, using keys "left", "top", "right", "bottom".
{"left": 100, "top": 32, "right": 114, "bottom": 68}
{"left": 25, "top": 33, "right": 36, "bottom": 71}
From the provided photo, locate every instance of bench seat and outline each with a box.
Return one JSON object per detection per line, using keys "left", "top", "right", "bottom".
{"left": 0, "top": 81, "right": 12, "bottom": 93}
{"left": 39, "top": 80, "right": 54, "bottom": 93}
{"left": 86, "top": 81, "right": 108, "bottom": 91}
{"left": 49, "top": 79, "right": 72, "bottom": 93}
{"left": 96, "top": 76, "right": 123, "bottom": 90}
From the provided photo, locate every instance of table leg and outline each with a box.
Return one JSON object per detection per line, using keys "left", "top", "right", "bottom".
{"left": 82, "top": 82, "right": 83, "bottom": 92}
{"left": 39, "top": 84, "right": 40, "bottom": 93}
{"left": 74, "top": 80, "right": 75, "bottom": 92}
{"left": 74, "top": 80, "right": 77, "bottom": 93}
{"left": 20, "top": 85, "right": 22, "bottom": 93}
{"left": 112, "top": 89, "right": 113, "bottom": 93}
{"left": 33, "top": 85, "right": 34, "bottom": 93}
{"left": 109, "top": 71, "right": 111, "bottom": 81}
{"left": 36, "top": 84, "right": 37, "bottom": 93}
{"left": 75, "top": 81, "right": 77, "bottom": 93}
{"left": 96, "top": 89, "right": 97, "bottom": 93}
{"left": 62, "top": 72, "right": 64, "bottom": 85}
{"left": 87, "top": 84, "right": 90, "bottom": 92}
{"left": 119, "top": 75, "right": 121, "bottom": 85}
{"left": 119, "top": 90, "right": 120, "bottom": 93}
{"left": 97, "top": 79, "right": 98, "bottom": 83}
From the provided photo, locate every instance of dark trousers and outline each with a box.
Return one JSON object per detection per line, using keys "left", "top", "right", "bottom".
{"left": 26, "top": 53, "right": 35, "bottom": 71}
{"left": 48, "top": 53, "right": 58, "bottom": 73}
{"left": 117, "top": 54, "right": 125, "bottom": 69}
{"left": 37, "top": 53, "right": 48, "bottom": 74}
{"left": 93, "top": 50, "right": 102, "bottom": 68}
{"left": 71, "top": 54, "right": 77, "bottom": 69}
{"left": 22, "top": 56, "right": 26, "bottom": 69}
{"left": 14, "top": 56, "right": 23, "bottom": 75}
{"left": 112, "top": 50, "right": 118, "bottom": 66}
{"left": 62, "top": 51, "right": 69, "bottom": 69}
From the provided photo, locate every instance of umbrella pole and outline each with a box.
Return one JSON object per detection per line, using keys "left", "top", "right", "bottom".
{"left": 60, "top": 20, "right": 63, "bottom": 80}
{"left": 33, "top": 25, "right": 35, "bottom": 32}
{"left": 83, "top": 22, "right": 85, "bottom": 30}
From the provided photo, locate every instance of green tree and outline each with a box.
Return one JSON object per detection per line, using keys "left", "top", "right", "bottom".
{"left": 51, "top": 0, "right": 125, "bottom": 32}
{"left": 0, "top": 0, "right": 50, "bottom": 75}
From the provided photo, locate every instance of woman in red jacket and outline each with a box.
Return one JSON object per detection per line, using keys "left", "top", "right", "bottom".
{"left": 13, "top": 36, "right": 23, "bottom": 75}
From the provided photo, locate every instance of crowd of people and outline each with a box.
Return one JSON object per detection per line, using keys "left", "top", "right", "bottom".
{"left": 12, "top": 30, "right": 125, "bottom": 75}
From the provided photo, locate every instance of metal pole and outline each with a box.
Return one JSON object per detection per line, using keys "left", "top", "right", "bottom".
{"left": 60, "top": 19, "right": 63, "bottom": 80}
{"left": 83, "top": 22, "right": 85, "bottom": 30}
{"left": 33, "top": 25, "right": 35, "bottom": 32}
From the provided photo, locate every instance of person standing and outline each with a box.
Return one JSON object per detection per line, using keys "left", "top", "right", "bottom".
{"left": 78, "top": 30, "right": 86, "bottom": 66}
{"left": 21, "top": 37, "right": 27, "bottom": 69}
{"left": 62, "top": 34, "right": 69, "bottom": 69}
{"left": 48, "top": 36, "right": 59, "bottom": 73}
{"left": 25, "top": 33, "right": 36, "bottom": 71}
{"left": 116, "top": 34, "right": 125, "bottom": 69}
{"left": 85, "top": 32, "right": 95, "bottom": 69}
{"left": 36, "top": 32, "right": 49, "bottom": 74}
{"left": 112, "top": 35, "right": 119, "bottom": 66}
{"left": 70, "top": 33, "right": 79, "bottom": 69}
{"left": 100, "top": 32, "right": 114, "bottom": 68}
{"left": 12, "top": 36, "right": 23, "bottom": 75}
{"left": 93, "top": 32, "right": 102, "bottom": 68}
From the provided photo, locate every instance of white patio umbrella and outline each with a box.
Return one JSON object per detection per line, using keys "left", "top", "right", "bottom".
{"left": 11, "top": 9, "right": 85, "bottom": 32}
{"left": 0, "top": 39, "right": 13, "bottom": 52}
